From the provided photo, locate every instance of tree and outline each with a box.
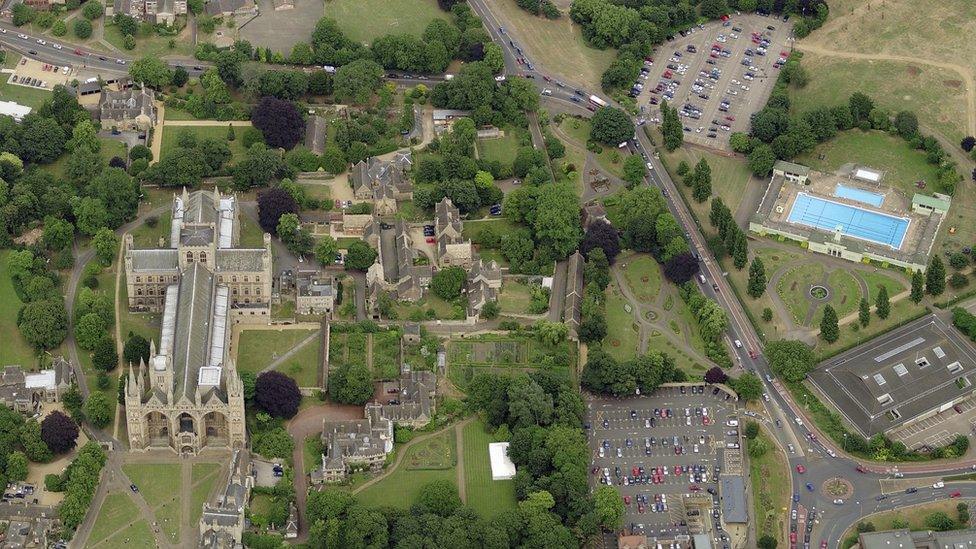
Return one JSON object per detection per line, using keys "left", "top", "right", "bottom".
{"left": 83, "top": 392, "right": 112, "bottom": 427}
{"left": 92, "top": 336, "right": 118, "bottom": 372}
{"left": 41, "top": 411, "right": 78, "bottom": 454}
{"left": 924, "top": 511, "right": 957, "bottom": 532}
{"left": 704, "top": 366, "right": 728, "bottom": 384}
{"left": 73, "top": 18, "right": 92, "bottom": 39}
{"left": 962, "top": 136, "right": 976, "bottom": 152}
{"left": 590, "top": 107, "right": 634, "bottom": 145}
{"left": 92, "top": 228, "right": 119, "bottom": 265}
{"left": 215, "top": 50, "right": 244, "bottom": 85}
{"left": 594, "top": 485, "right": 624, "bottom": 531}
{"left": 748, "top": 143, "right": 776, "bottom": 176}
{"left": 20, "top": 116, "right": 67, "bottom": 164}
{"left": 18, "top": 299, "right": 68, "bottom": 350}
{"left": 858, "top": 297, "right": 871, "bottom": 327}
{"left": 700, "top": 0, "right": 729, "bottom": 18}
{"left": 747, "top": 257, "right": 766, "bottom": 298}
{"left": 849, "top": 92, "right": 874, "bottom": 121}
{"left": 43, "top": 217, "right": 74, "bottom": 251}
{"left": 321, "top": 146, "right": 346, "bottom": 174}
{"left": 765, "top": 340, "right": 815, "bottom": 382}
{"left": 129, "top": 56, "right": 172, "bottom": 89}
{"left": 732, "top": 230, "right": 748, "bottom": 269}
{"left": 21, "top": 420, "right": 52, "bottom": 462}
{"left": 481, "top": 300, "right": 500, "bottom": 320}
{"left": 580, "top": 221, "right": 620, "bottom": 263}
{"left": 622, "top": 154, "right": 645, "bottom": 187}
{"left": 663, "top": 253, "right": 700, "bottom": 284}
{"left": 114, "top": 13, "right": 138, "bottom": 36}
{"left": 744, "top": 422, "right": 760, "bottom": 440}
{"left": 927, "top": 255, "right": 946, "bottom": 296}
{"left": 276, "top": 213, "right": 313, "bottom": 256}
{"left": 757, "top": 534, "right": 778, "bottom": 549}
{"left": 232, "top": 145, "right": 288, "bottom": 190}
{"left": 256, "top": 187, "right": 298, "bottom": 234}
{"left": 329, "top": 362, "right": 374, "bottom": 405}
{"left": 334, "top": 59, "right": 384, "bottom": 104}
{"left": 431, "top": 266, "right": 466, "bottom": 300}
{"left": 345, "top": 241, "right": 377, "bottom": 271}
{"left": 660, "top": 100, "right": 683, "bottom": 151}
{"left": 579, "top": 312, "right": 607, "bottom": 343}
{"left": 254, "top": 371, "right": 302, "bottom": 418}
{"left": 251, "top": 97, "right": 305, "bottom": 150}
{"left": 911, "top": 270, "right": 924, "bottom": 304}
{"left": 6, "top": 451, "right": 28, "bottom": 481}
{"left": 314, "top": 236, "right": 339, "bottom": 266}
{"left": 820, "top": 304, "right": 839, "bottom": 343}
{"left": 875, "top": 285, "right": 890, "bottom": 319}
{"left": 123, "top": 333, "right": 150, "bottom": 366}
{"left": 894, "top": 110, "right": 918, "bottom": 137}
{"left": 51, "top": 19, "right": 67, "bottom": 36}
{"left": 415, "top": 479, "right": 462, "bottom": 517}
{"left": 762, "top": 307, "right": 773, "bottom": 322}
{"left": 731, "top": 373, "right": 763, "bottom": 402}
{"left": 74, "top": 313, "right": 107, "bottom": 351}
{"left": 82, "top": 0, "right": 103, "bottom": 19}
{"left": 691, "top": 158, "right": 712, "bottom": 202}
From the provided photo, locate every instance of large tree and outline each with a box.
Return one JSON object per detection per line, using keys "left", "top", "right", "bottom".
{"left": 344, "top": 241, "right": 377, "bottom": 271}
{"left": 40, "top": 410, "right": 79, "bottom": 454}
{"left": 18, "top": 299, "right": 68, "bottom": 350}
{"left": 256, "top": 187, "right": 299, "bottom": 234}
{"left": 589, "top": 107, "right": 634, "bottom": 145}
{"left": 129, "top": 56, "right": 172, "bottom": 89}
{"left": 431, "top": 266, "right": 466, "bottom": 301}
{"left": 926, "top": 255, "right": 946, "bottom": 296}
{"left": 83, "top": 392, "right": 112, "bottom": 427}
{"left": 251, "top": 97, "right": 306, "bottom": 150}
{"left": 730, "top": 372, "right": 762, "bottom": 402}
{"left": 747, "top": 257, "right": 766, "bottom": 298}
{"left": 663, "top": 253, "right": 699, "bottom": 284}
{"left": 254, "top": 371, "right": 302, "bottom": 418}
{"left": 415, "top": 479, "right": 462, "bottom": 518}
{"left": 593, "top": 485, "right": 624, "bottom": 530}
{"left": 875, "top": 285, "right": 890, "bottom": 319}
{"left": 334, "top": 59, "right": 384, "bottom": 105}
{"left": 123, "top": 333, "right": 150, "bottom": 366}
{"left": 704, "top": 366, "right": 728, "bottom": 384}
{"left": 314, "top": 236, "right": 340, "bottom": 266}
{"left": 92, "top": 335, "right": 118, "bottom": 372}
{"left": 580, "top": 221, "right": 620, "bottom": 263}
{"left": 820, "top": 304, "right": 839, "bottom": 343}
{"left": 765, "top": 340, "right": 815, "bottom": 382}
{"left": 910, "top": 270, "right": 924, "bottom": 304}
{"left": 859, "top": 297, "right": 871, "bottom": 327}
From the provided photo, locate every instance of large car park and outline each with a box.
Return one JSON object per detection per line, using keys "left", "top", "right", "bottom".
{"left": 637, "top": 14, "right": 793, "bottom": 151}
{"left": 586, "top": 385, "right": 741, "bottom": 544}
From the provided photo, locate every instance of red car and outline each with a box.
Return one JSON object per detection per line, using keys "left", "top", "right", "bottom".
{"left": 425, "top": 237, "right": 435, "bottom": 244}
{"left": 790, "top": 532, "right": 797, "bottom": 544}
{"left": 725, "top": 115, "right": 736, "bottom": 121}
{"left": 638, "top": 504, "right": 645, "bottom": 513}
{"left": 781, "top": 51, "right": 789, "bottom": 57}
{"left": 689, "top": 485, "right": 701, "bottom": 491}
{"left": 796, "top": 465, "right": 806, "bottom": 474}
{"left": 855, "top": 465, "right": 867, "bottom": 473}
{"left": 624, "top": 495, "right": 631, "bottom": 505}
{"left": 821, "top": 542, "right": 828, "bottom": 549}
{"left": 709, "top": 53, "right": 719, "bottom": 59}
{"left": 952, "top": 491, "right": 962, "bottom": 498}
{"left": 74, "top": 48, "right": 83, "bottom": 55}
{"left": 748, "top": 349, "right": 757, "bottom": 359}
{"left": 632, "top": 467, "right": 640, "bottom": 477}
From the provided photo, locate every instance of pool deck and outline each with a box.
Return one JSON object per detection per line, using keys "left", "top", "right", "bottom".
{"left": 786, "top": 192, "right": 910, "bottom": 249}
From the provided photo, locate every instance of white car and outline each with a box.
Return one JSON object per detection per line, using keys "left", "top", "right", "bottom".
{"left": 833, "top": 499, "right": 844, "bottom": 505}
{"left": 36, "top": 39, "right": 45, "bottom": 45}
{"left": 116, "top": 59, "right": 127, "bottom": 65}
{"left": 52, "top": 43, "right": 62, "bottom": 50}
{"left": 18, "top": 33, "right": 28, "bottom": 39}
{"left": 541, "top": 88, "right": 552, "bottom": 96}
{"left": 933, "top": 481, "right": 945, "bottom": 489}
{"left": 0, "top": 28, "right": 6, "bottom": 34}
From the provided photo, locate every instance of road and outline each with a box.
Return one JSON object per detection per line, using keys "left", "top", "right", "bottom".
{"left": 466, "top": 3, "right": 976, "bottom": 547}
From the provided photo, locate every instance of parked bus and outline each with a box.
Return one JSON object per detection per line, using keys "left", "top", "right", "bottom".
{"left": 588, "top": 95, "right": 608, "bottom": 108}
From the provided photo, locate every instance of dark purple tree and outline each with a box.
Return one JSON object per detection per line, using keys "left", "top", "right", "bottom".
{"left": 40, "top": 410, "right": 79, "bottom": 454}
{"left": 580, "top": 220, "right": 621, "bottom": 263}
{"left": 251, "top": 96, "right": 306, "bottom": 150}
{"left": 704, "top": 367, "right": 728, "bottom": 385}
{"left": 257, "top": 187, "right": 298, "bottom": 234}
{"left": 108, "top": 156, "right": 127, "bottom": 169}
{"left": 255, "top": 371, "right": 302, "bottom": 418}
{"left": 961, "top": 136, "right": 976, "bottom": 152}
{"left": 663, "top": 253, "right": 700, "bottom": 284}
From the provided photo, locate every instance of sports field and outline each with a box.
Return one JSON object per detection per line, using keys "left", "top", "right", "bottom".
{"left": 491, "top": 0, "right": 614, "bottom": 90}
{"left": 462, "top": 420, "right": 517, "bottom": 518}
{"left": 327, "top": 0, "right": 449, "bottom": 44}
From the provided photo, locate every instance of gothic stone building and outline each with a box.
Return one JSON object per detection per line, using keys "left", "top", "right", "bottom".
{"left": 123, "top": 189, "right": 271, "bottom": 454}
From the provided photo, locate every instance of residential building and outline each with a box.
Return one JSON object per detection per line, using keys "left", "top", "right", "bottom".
{"left": 563, "top": 251, "right": 584, "bottom": 340}
{"left": 366, "top": 364, "right": 435, "bottom": 427}
{"left": 199, "top": 450, "right": 253, "bottom": 548}
{"left": 203, "top": 0, "right": 256, "bottom": 16}
{"left": 123, "top": 189, "right": 264, "bottom": 454}
{"left": 0, "top": 503, "right": 58, "bottom": 549}
{"left": 98, "top": 86, "right": 157, "bottom": 131}
{"left": 296, "top": 273, "right": 335, "bottom": 315}
{"left": 329, "top": 213, "right": 373, "bottom": 238}
{"left": 364, "top": 219, "right": 432, "bottom": 313}
{"left": 466, "top": 258, "right": 501, "bottom": 321}
{"left": 0, "top": 359, "right": 74, "bottom": 415}
{"left": 304, "top": 115, "right": 327, "bottom": 155}
{"left": 349, "top": 153, "right": 413, "bottom": 216}
{"left": 435, "top": 197, "right": 473, "bottom": 268}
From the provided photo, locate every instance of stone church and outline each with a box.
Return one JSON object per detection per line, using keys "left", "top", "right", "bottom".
{"left": 123, "top": 189, "right": 272, "bottom": 453}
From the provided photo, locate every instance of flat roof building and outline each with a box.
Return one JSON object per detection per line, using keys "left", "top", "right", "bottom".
{"left": 718, "top": 475, "right": 747, "bottom": 523}
{"left": 809, "top": 314, "right": 976, "bottom": 438}
{"left": 488, "top": 442, "right": 516, "bottom": 480}
{"left": 0, "top": 100, "right": 32, "bottom": 122}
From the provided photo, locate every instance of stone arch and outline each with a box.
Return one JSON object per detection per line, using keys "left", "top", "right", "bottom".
{"left": 144, "top": 411, "right": 170, "bottom": 445}
{"left": 202, "top": 411, "right": 228, "bottom": 446}
{"left": 178, "top": 412, "right": 196, "bottom": 434}
{"left": 199, "top": 251, "right": 207, "bottom": 263}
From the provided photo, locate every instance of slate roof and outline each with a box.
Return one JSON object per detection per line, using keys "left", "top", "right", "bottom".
{"left": 216, "top": 249, "right": 265, "bottom": 272}
{"left": 184, "top": 191, "right": 218, "bottom": 225}
{"left": 172, "top": 262, "right": 215, "bottom": 398}
{"left": 99, "top": 86, "right": 156, "bottom": 121}
{"left": 719, "top": 475, "right": 748, "bottom": 523}
{"left": 304, "top": 115, "right": 327, "bottom": 155}
{"left": 130, "top": 249, "right": 179, "bottom": 271}
{"left": 180, "top": 226, "right": 214, "bottom": 247}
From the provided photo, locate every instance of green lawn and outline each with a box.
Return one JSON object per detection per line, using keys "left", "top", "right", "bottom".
{"left": 42, "top": 138, "right": 128, "bottom": 180}
{"left": 393, "top": 294, "right": 465, "bottom": 321}
{"left": 0, "top": 250, "right": 37, "bottom": 368}
{"left": 810, "top": 269, "right": 861, "bottom": 327}
{"left": 476, "top": 129, "right": 520, "bottom": 165}
{"left": 558, "top": 117, "right": 628, "bottom": 179}
{"left": 813, "top": 297, "right": 927, "bottom": 358}
{"left": 602, "top": 281, "right": 639, "bottom": 362}
{"left": 405, "top": 429, "right": 455, "bottom": 470}
{"left": 794, "top": 130, "right": 944, "bottom": 197}
{"left": 277, "top": 335, "right": 323, "bottom": 387}
{"left": 749, "top": 427, "right": 790, "bottom": 547}
{"left": 74, "top": 259, "right": 121, "bottom": 424}
{"left": 620, "top": 253, "right": 661, "bottom": 304}
{"left": 371, "top": 331, "right": 400, "bottom": 380}
{"left": 236, "top": 329, "right": 318, "bottom": 376}
{"left": 462, "top": 420, "right": 517, "bottom": 518}
{"left": 154, "top": 499, "right": 182, "bottom": 544}
{"left": 446, "top": 333, "right": 574, "bottom": 390}
{"left": 0, "top": 77, "right": 51, "bottom": 109}
{"left": 103, "top": 22, "right": 194, "bottom": 58}
{"left": 298, "top": 182, "right": 332, "bottom": 202}
{"left": 355, "top": 433, "right": 458, "bottom": 508}
{"left": 327, "top": 0, "right": 449, "bottom": 44}
{"left": 87, "top": 492, "right": 140, "bottom": 546}
{"left": 304, "top": 436, "right": 322, "bottom": 475}
{"left": 461, "top": 218, "right": 522, "bottom": 242}
{"left": 660, "top": 140, "right": 755, "bottom": 228}
{"left": 777, "top": 263, "right": 825, "bottom": 325}
{"left": 239, "top": 212, "right": 266, "bottom": 248}
{"left": 497, "top": 280, "right": 534, "bottom": 315}
{"left": 91, "top": 518, "right": 155, "bottom": 548}
{"left": 122, "top": 463, "right": 181, "bottom": 509}
{"left": 189, "top": 464, "right": 223, "bottom": 530}
{"left": 861, "top": 270, "right": 908, "bottom": 300}
{"left": 159, "top": 124, "right": 249, "bottom": 164}
{"left": 129, "top": 213, "right": 173, "bottom": 249}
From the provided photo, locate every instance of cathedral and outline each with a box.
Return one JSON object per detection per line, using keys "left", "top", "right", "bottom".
{"left": 123, "top": 189, "right": 272, "bottom": 453}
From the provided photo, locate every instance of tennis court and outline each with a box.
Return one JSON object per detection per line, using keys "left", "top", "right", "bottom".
{"left": 787, "top": 192, "right": 909, "bottom": 249}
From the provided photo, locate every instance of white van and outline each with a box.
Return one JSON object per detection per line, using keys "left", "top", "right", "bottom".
{"left": 698, "top": 274, "right": 707, "bottom": 284}
{"left": 794, "top": 417, "right": 804, "bottom": 426}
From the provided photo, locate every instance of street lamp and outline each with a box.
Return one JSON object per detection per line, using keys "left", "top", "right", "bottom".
{"left": 843, "top": 433, "right": 848, "bottom": 452}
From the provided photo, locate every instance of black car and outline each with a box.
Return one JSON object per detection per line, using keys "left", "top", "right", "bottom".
{"left": 98, "top": 56, "right": 107, "bottom": 61}
{"left": 130, "top": 484, "right": 139, "bottom": 492}
{"left": 28, "top": 50, "right": 37, "bottom": 55}
{"left": 906, "top": 487, "right": 918, "bottom": 494}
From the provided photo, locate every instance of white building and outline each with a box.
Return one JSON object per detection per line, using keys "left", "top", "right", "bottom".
{"left": 0, "top": 101, "right": 32, "bottom": 122}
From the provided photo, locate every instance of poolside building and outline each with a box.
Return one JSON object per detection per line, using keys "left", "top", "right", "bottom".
{"left": 750, "top": 162, "right": 945, "bottom": 273}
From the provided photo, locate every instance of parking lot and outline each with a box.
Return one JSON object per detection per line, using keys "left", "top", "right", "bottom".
{"left": 636, "top": 14, "right": 794, "bottom": 151}
{"left": 5, "top": 56, "right": 71, "bottom": 91}
{"left": 586, "top": 384, "right": 741, "bottom": 543}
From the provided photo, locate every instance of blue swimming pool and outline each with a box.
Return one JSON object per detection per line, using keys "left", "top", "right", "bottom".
{"left": 788, "top": 193, "right": 910, "bottom": 249}
{"left": 834, "top": 184, "right": 885, "bottom": 207}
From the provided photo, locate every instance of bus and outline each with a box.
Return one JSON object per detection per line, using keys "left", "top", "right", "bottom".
{"left": 588, "top": 95, "right": 608, "bottom": 108}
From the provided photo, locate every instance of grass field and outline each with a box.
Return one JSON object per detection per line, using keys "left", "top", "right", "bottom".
{"left": 123, "top": 463, "right": 181, "bottom": 508}
{"left": 327, "top": 0, "right": 449, "bottom": 44}
{"left": 476, "top": 130, "right": 521, "bottom": 165}
{"left": 620, "top": 254, "right": 661, "bottom": 304}
{"left": 371, "top": 331, "right": 400, "bottom": 380}
{"left": 861, "top": 270, "right": 908, "bottom": 300}
{"left": 789, "top": 54, "right": 969, "bottom": 145}
{"left": 809, "top": 269, "right": 861, "bottom": 327}
{"left": 777, "top": 263, "right": 824, "bottom": 325}
{"left": 489, "top": 0, "right": 614, "bottom": 90}
{"left": 88, "top": 492, "right": 141, "bottom": 546}
{"left": 298, "top": 182, "right": 332, "bottom": 203}
{"left": 660, "top": 141, "right": 756, "bottom": 227}
{"left": 794, "top": 130, "right": 944, "bottom": 196}
{"left": 462, "top": 420, "right": 517, "bottom": 518}
{"left": 393, "top": 294, "right": 465, "bottom": 321}
{"left": 602, "top": 281, "right": 639, "bottom": 362}
{"left": 129, "top": 212, "right": 173, "bottom": 249}
{"left": 405, "top": 429, "right": 455, "bottom": 470}
{"left": 497, "top": 279, "right": 534, "bottom": 315}
{"left": 276, "top": 335, "right": 322, "bottom": 387}
{"left": 103, "top": 22, "right": 194, "bottom": 59}
{"left": 91, "top": 518, "right": 155, "bottom": 548}
{"left": 355, "top": 439, "right": 457, "bottom": 509}
{"left": 461, "top": 218, "right": 522, "bottom": 242}
{"left": 446, "top": 333, "right": 574, "bottom": 389}
{"left": 159, "top": 124, "right": 249, "bottom": 164}
{"left": 42, "top": 138, "right": 128, "bottom": 180}
{"left": 749, "top": 427, "right": 790, "bottom": 547}
{"left": 236, "top": 329, "right": 318, "bottom": 377}
{"left": 0, "top": 250, "right": 37, "bottom": 368}
{"left": 813, "top": 297, "right": 927, "bottom": 358}
{"left": 558, "top": 117, "right": 628, "bottom": 179}
{"left": 0, "top": 77, "right": 52, "bottom": 109}
{"left": 839, "top": 499, "right": 971, "bottom": 548}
